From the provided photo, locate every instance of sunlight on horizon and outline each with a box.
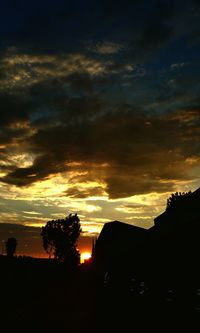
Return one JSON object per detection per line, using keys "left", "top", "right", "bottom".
{"left": 80, "top": 251, "right": 91, "bottom": 263}
{"left": 0, "top": 163, "right": 200, "bottom": 238}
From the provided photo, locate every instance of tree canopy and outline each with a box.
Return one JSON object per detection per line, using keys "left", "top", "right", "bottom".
{"left": 166, "top": 190, "right": 192, "bottom": 210}
{"left": 41, "top": 213, "right": 82, "bottom": 265}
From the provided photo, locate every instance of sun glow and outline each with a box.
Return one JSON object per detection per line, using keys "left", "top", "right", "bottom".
{"left": 81, "top": 252, "right": 91, "bottom": 263}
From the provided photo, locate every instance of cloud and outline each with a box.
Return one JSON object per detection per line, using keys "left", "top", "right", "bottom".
{"left": 89, "top": 41, "right": 123, "bottom": 54}
{"left": 0, "top": 222, "right": 40, "bottom": 237}
{"left": 0, "top": 93, "right": 33, "bottom": 127}
{"left": 0, "top": 0, "right": 200, "bottom": 236}
{"left": 66, "top": 186, "right": 106, "bottom": 199}
{"left": 1, "top": 106, "right": 200, "bottom": 198}
{"left": 0, "top": 50, "right": 109, "bottom": 92}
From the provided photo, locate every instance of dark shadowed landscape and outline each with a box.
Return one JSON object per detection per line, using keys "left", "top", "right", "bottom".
{"left": 0, "top": 255, "right": 200, "bottom": 333}
{"left": 1, "top": 0, "right": 200, "bottom": 332}
{"left": 1, "top": 189, "right": 200, "bottom": 332}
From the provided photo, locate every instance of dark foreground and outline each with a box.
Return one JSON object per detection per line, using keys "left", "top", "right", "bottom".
{"left": 0, "top": 256, "right": 199, "bottom": 333}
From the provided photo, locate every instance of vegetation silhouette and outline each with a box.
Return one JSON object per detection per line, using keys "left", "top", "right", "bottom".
{"left": 41, "top": 213, "right": 81, "bottom": 266}
{"left": 5, "top": 237, "right": 17, "bottom": 258}
{"left": 1, "top": 189, "right": 200, "bottom": 332}
{"left": 166, "top": 190, "right": 192, "bottom": 210}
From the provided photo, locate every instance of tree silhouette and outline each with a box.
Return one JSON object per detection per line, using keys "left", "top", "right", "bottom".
{"left": 166, "top": 190, "right": 192, "bottom": 210}
{"left": 5, "top": 237, "right": 17, "bottom": 257}
{"left": 41, "top": 213, "right": 81, "bottom": 265}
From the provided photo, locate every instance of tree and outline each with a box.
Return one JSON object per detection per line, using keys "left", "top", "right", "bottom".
{"left": 5, "top": 237, "right": 17, "bottom": 258}
{"left": 41, "top": 213, "right": 81, "bottom": 265}
{"left": 166, "top": 190, "right": 192, "bottom": 210}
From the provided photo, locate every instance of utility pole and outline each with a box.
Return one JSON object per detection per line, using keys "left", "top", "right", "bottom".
{"left": 91, "top": 237, "right": 97, "bottom": 258}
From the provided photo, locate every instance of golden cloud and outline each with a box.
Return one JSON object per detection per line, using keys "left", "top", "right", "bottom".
{"left": 0, "top": 50, "right": 108, "bottom": 91}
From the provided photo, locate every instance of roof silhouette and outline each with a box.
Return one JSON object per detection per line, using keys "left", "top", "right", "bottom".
{"left": 97, "top": 220, "right": 146, "bottom": 242}
{"left": 94, "top": 221, "right": 147, "bottom": 269}
{"left": 154, "top": 187, "right": 200, "bottom": 229}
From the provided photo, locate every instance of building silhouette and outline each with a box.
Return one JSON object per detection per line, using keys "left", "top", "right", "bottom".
{"left": 92, "top": 188, "right": 200, "bottom": 298}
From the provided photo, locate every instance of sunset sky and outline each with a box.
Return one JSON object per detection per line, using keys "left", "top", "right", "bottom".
{"left": 0, "top": 0, "right": 200, "bottom": 257}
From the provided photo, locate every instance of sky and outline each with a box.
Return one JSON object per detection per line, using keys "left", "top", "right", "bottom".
{"left": 0, "top": 0, "right": 200, "bottom": 257}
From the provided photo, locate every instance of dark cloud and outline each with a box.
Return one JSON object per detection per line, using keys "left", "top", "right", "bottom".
{"left": 0, "top": 93, "right": 33, "bottom": 127}
{"left": 2, "top": 106, "right": 200, "bottom": 197}
{"left": 64, "top": 73, "right": 94, "bottom": 94}
{"left": 1, "top": 0, "right": 200, "bottom": 258}
{"left": 0, "top": 0, "right": 200, "bottom": 200}
{"left": 0, "top": 0, "right": 198, "bottom": 59}
{"left": 1, "top": 153, "right": 68, "bottom": 186}
{"left": 58, "top": 95, "right": 102, "bottom": 121}
{"left": 137, "top": 0, "right": 178, "bottom": 49}
{"left": 65, "top": 187, "right": 105, "bottom": 199}
{"left": 0, "top": 222, "right": 40, "bottom": 237}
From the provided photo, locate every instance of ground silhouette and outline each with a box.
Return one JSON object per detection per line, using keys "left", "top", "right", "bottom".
{"left": 1, "top": 189, "right": 200, "bottom": 332}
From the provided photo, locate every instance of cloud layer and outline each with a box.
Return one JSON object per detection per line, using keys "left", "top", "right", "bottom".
{"left": 0, "top": 0, "right": 200, "bottom": 251}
